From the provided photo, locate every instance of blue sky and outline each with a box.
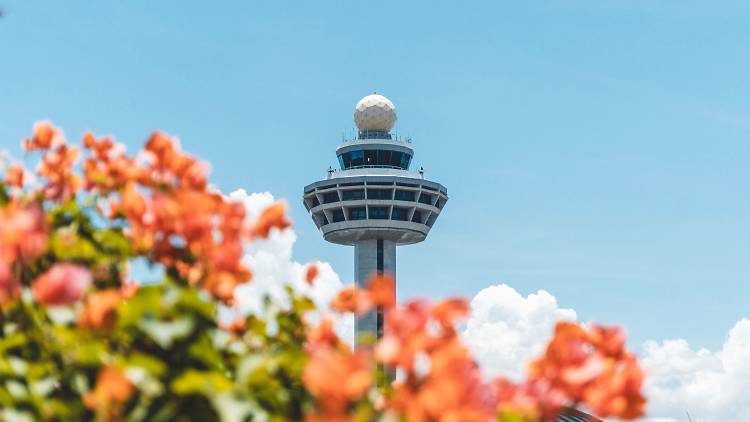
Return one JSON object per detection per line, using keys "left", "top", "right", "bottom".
{"left": 1, "top": 1, "right": 749, "bottom": 351}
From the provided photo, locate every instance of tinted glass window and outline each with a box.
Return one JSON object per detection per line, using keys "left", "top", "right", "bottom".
{"left": 394, "top": 190, "right": 416, "bottom": 201}
{"left": 332, "top": 209, "right": 345, "bottom": 222}
{"left": 322, "top": 192, "right": 339, "bottom": 204}
{"left": 392, "top": 207, "right": 408, "bottom": 221}
{"left": 364, "top": 150, "right": 377, "bottom": 165}
{"left": 401, "top": 154, "right": 411, "bottom": 169}
{"left": 369, "top": 207, "right": 389, "bottom": 219}
{"left": 418, "top": 193, "right": 434, "bottom": 205}
{"left": 378, "top": 150, "right": 392, "bottom": 166}
{"left": 411, "top": 210, "right": 423, "bottom": 223}
{"left": 350, "top": 150, "right": 364, "bottom": 167}
{"left": 338, "top": 150, "right": 412, "bottom": 169}
{"left": 342, "top": 190, "right": 365, "bottom": 201}
{"left": 348, "top": 207, "right": 366, "bottom": 220}
{"left": 311, "top": 197, "right": 320, "bottom": 207}
{"left": 389, "top": 151, "right": 403, "bottom": 168}
{"left": 367, "top": 189, "right": 392, "bottom": 200}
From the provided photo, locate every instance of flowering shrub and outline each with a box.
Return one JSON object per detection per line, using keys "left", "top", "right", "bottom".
{"left": 0, "top": 122, "right": 646, "bottom": 421}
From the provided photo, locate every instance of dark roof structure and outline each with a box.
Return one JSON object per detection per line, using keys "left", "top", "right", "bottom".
{"left": 558, "top": 408, "right": 603, "bottom": 422}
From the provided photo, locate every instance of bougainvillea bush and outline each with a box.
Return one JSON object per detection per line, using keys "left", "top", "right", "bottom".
{"left": 0, "top": 122, "right": 646, "bottom": 422}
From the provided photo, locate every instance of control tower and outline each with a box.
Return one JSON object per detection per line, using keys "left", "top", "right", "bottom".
{"left": 303, "top": 94, "right": 448, "bottom": 345}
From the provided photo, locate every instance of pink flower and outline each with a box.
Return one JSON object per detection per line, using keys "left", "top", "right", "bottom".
{"left": 0, "top": 201, "right": 48, "bottom": 263}
{"left": 32, "top": 263, "right": 92, "bottom": 306}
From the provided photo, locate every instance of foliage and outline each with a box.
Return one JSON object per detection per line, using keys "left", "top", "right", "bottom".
{"left": 0, "top": 122, "right": 646, "bottom": 421}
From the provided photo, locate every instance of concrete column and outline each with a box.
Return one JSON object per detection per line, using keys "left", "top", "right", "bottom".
{"left": 354, "top": 238, "right": 396, "bottom": 346}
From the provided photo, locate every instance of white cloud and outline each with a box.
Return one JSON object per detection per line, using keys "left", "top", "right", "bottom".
{"left": 461, "top": 284, "right": 577, "bottom": 380}
{"left": 229, "top": 189, "right": 354, "bottom": 345}
{"left": 458, "top": 282, "right": 750, "bottom": 422}
{"left": 641, "top": 318, "right": 750, "bottom": 422}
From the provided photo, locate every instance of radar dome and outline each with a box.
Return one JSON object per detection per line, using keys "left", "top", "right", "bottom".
{"left": 354, "top": 94, "right": 396, "bottom": 132}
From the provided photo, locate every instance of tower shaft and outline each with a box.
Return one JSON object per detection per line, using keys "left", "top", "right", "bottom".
{"left": 354, "top": 239, "right": 396, "bottom": 345}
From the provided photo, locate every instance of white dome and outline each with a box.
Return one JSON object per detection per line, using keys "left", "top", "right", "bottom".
{"left": 354, "top": 94, "right": 396, "bottom": 132}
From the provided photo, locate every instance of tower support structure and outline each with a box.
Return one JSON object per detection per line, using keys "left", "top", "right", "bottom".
{"left": 303, "top": 94, "right": 448, "bottom": 345}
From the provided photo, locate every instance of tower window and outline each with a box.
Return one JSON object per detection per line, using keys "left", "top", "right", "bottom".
{"left": 350, "top": 150, "right": 364, "bottom": 167}
{"left": 394, "top": 190, "right": 416, "bottom": 201}
{"left": 332, "top": 209, "right": 345, "bottom": 223}
{"left": 311, "top": 196, "right": 320, "bottom": 207}
{"left": 365, "top": 150, "right": 377, "bottom": 165}
{"left": 348, "top": 207, "right": 366, "bottom": 220}
{"left": 411, "top": 210, "right": 424, "bottom": 223}
{"left": 369, "top": 207, "right": 389, "bottom": 219}
{"left": 367, "top": 189, "right": 392, "bottom": 200}
{"left": 337, "top": 150, "right": 413, "bottom": 170}
{"left": 392, "top": 207, "right": 409, "bottom": 221}
{"left": 418, "top": 193, "right": 434, "bottom": 205}
{"left": 342, "top": 189, "right": 365, "bottom": 201}
{"left": 322, "top": 192, "right": 340, "bottom": 204}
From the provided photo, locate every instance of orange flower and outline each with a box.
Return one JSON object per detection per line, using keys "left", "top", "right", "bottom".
{"left": 305, "top": 264, "right": 319, "bottom": 285}
{"left": 431, "top": 298, "right": 469, "bottom": 328}
{"left": 494, "top": 377, "right": 565, "bottom": 421}
{"left": 32, "top": 263, "right": 92, "bottom": 306}
{"left": 303, "top": 346, "right": 372, "bottom": 418}
{"left": 249, "top": 201, "right": 291, "bottom": 238}
{"left": 331, "top": 287, "right": 372, "bottom": 314}
{"left": 367, "top": 274, "right": 395, "bottom": 309}
{"left": 38, "top": 145, "right": 81, "bottom": 201}
{"left": 4, "top": 164, "right": 25, "bottom": 188}
{"left": 306, "top": 319, "right": 344, "bottom": 351}
{"left": 21, "top": 122, "right": 82, "bottom": 202}
{"left": 84, "top": 367, "right": 135, "bottom": 418}
{"left": 82, "top": 132, "right": 144, "bottom": 194}
{"left": 583, "top": 355, "right": 645, "bottom": 419}
{"left": 23, "top": 121, "right": 63, "bottom": 151}
{"left": 78, "top": 289, "right": 125, "bottom": 330}
{"left": 90, "top": 130, "right": 253, "bottom": 305}
{"left": 527, "top": 322, "right": 646, "bottom": 420}
{"left": 589, "top": 324, "right": 626, "bottom": 358}
{"left": 223, "top": 318, "right": 248, "bottom": 336}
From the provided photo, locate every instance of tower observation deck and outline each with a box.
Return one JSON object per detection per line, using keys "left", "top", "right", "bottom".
{"left": 303, "top": 94, "right": 448, "bottom": 345}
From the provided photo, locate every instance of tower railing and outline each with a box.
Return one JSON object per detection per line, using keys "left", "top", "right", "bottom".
{"left": 341, "top": 129, "right": 412, "bottom": 143}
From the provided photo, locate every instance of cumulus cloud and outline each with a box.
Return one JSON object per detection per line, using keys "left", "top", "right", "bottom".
{"left": 461, "top": 284, "right": 577, "bottom": 380}
{"left": 229, "top": 189, "right": 353, "bottom": 345}
{"left": 641, "top": 319, "right": 750, "bottom": 422}
{"left": 458, "top": 282, "right": 750, "bottom": 422}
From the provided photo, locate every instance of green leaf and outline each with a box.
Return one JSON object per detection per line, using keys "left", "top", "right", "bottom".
{"left": 0, "top": 332, "right": 27, "bottom": 354}
{"left": 188, "top": 335, "right": 224, "bottom": 370}
{"left": 124, "top": 353, "right": 167, "bottom": 377}
{"left": 50, "top": 229, "right": 98, "bottom": 261}
{"left": 177, "top": 288, "right": 216, "bottom": 321}
{"left": 117, "top": 285, "right": 164, "bottom": 327}
{"left": 498, "top": 411, "right": 527, "bottom": 422}
{"left": 138, "top": 317, "right": 194, "bottom": 349}
{"left": 171, "top": 370, "right": 233, "bottom": 396}
{"left": 93, "top": 228, "right": 132, "bottom": 256}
